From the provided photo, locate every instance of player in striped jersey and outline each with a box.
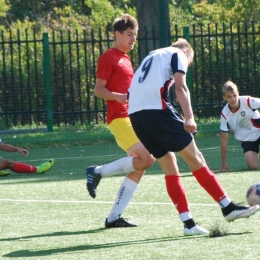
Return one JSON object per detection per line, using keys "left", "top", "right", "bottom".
{"left": 128, "top": 39, "right": 259, "bottom": 236}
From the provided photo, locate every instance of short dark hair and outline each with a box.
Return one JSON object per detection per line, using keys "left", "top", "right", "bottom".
{"left": 112, "top": 13, "right": 138, "bottom": 34}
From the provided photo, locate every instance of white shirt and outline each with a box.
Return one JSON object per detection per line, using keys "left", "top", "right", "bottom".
{"left": 128, "top": 47, "right": 188, "bottom": 114}
{"left": 220, "top": 96, "right": 260, "bottom": 141}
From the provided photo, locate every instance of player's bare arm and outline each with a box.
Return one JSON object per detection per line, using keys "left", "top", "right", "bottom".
{"left": 218, "top": 131, "right": 229, "bottom": 172}
{"left": 0, "top": 143, "right": 29, "bottom": 156}
{"left": 174, "top": 72, "right": 196, "bottom": 133}
{"left": 95, "top": 78, "right": 128, "bottom": 104}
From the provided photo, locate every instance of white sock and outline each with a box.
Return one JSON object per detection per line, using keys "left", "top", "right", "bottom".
{"left": 107, "top": 177, "right": 138, "bottom": 222}
{"left": 95, "top": 157, "right": 135, "bottom": 177}
{"left": 218, "top": 196, "right": 232, "bottom": 208}
{"left": 179, "top": 211, "right": 193, "bottom": 222}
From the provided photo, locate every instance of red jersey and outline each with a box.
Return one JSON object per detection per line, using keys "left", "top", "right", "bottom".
{"left": 96, "top": 48, "right": 134, "bottom": 124}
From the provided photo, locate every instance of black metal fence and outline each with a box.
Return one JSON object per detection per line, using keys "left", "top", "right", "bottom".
{"left": 0, "top": 22, "right": 260, "bottom": 133}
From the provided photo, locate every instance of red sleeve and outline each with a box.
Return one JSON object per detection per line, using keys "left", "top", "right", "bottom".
{"left": 96, "top": 52, "right": 114, "bottom": 81}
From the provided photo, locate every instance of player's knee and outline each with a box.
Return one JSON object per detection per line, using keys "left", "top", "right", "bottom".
{"left": 248, "top": 163, "right": 258, "bottom": 170}
{"left": 2, "top": 159, "right": 14, "bottom": 169}
{"left": 246, "top": 157, "right": 259, "bottom": 170}
{"left": 143, "top": 155, "right": 155, "bottom": 169}
{"left": 148, "top": 155, "right": 156, "bottom": 167}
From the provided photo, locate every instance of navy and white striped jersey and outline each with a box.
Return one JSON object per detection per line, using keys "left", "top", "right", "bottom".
{"left": 128, "top": 47, "right": 188, "bottom": 114}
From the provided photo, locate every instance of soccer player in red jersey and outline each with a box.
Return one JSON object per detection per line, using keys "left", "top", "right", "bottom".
{"left": 86, "top": 14, "right": 155, "bottom": 228}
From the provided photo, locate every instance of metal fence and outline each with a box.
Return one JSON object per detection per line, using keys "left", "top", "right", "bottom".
{"left": 0, "top": 22, "right": 260, "bottom": 139}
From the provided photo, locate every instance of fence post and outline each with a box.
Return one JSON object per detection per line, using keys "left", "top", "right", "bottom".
{"left": 183, "top": 26, "right": 193, "bottom": 97}
{"left": 42, "top": 32, "right": 53, "bottom": 132}
{"left": 158, "top": 0, "right": 167, "bottom": 47}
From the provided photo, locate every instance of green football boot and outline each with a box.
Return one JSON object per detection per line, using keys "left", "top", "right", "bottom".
{"left": 0, "top": 170, "right": 10, "bottom": 177}
{"left": 36, "top": 159, "right": 54, "bottom": 174}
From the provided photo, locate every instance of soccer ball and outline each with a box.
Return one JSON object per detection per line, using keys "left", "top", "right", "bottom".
{"left": 246, "top": 183, "right": 260, "bottom": 206}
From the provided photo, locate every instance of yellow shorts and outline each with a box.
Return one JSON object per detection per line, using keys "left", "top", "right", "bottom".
{"left": 108, "top": 117, "right": 140, "bottom": 152}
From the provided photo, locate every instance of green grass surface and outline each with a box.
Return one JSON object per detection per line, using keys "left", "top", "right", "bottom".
{"left": 0, "top": 136, "right": 260, "bottom": 259}
{"left": 0, "top": 123, "right": 114, "bottom": 147}
{"left": 0, "top": 120, "right": 219, "bottom": 147}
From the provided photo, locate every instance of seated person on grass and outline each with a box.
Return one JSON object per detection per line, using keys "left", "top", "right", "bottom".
{"left": 219, "top": 80, "right": 260, "bottom": 172}
{"left": 0, "top": 139, "right": 54, "bottom": 176}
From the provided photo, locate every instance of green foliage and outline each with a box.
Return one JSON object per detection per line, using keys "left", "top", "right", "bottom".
{"left": 1, "top": 20, "right": 260, "bottom": 132}
{"left": 0, "top": 26, "right": 112, "bottom": 128}
{"left": 169, "top": 0, "right": 260, "bottom": 26}
{"left": 0, "top": 26, "right": 46, "bottom": 127}
{"left": 1, "top": 0, "right": 136, "bottom": 31}
{"left": 192, "top": 0, "right": 260, "bottom": 24}
{"left": 2, "top": 1, "right": 260, "bottom": 30}
{"left": 169, "top": 0, "right": 198, "bottom": 26}
{"left": 0, "top": 0, "right": 9, "bottom": 17}
{"left": 2, "top": 0, "right": 260, "bottom": 30}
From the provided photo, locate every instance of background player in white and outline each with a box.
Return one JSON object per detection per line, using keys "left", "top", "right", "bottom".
{"left": 218, "top": 80, "right": 260, "bottom": 171}
{"left": 128, "top": 38, "right": 259, "bottom": 236}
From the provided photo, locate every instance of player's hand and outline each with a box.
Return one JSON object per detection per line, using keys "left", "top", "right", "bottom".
{"left": 114, "top": 93, "right": 128, "bottom": 104}
{"left": 184, "top": 118, "right": 197, "bottom": 134}
{"left": 17, "top": 148, "right": 29, "bottom": 157}
{"left": 216, "top": 164, "right": 229, "bottom": 173}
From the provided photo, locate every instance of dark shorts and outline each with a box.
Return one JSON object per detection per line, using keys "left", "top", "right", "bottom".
{"left": 129, "top": 109, "right": 193, "bottom": 158}
{"left": 241, "top": 136, "right": 260, "bottom": 154}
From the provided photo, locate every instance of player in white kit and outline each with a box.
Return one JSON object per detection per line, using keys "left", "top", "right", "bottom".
{"left": 128, "top": 38, "right": 259, "bottom": 236}
{"left": 219, "top": 80, "right": 260, "bottom": 171}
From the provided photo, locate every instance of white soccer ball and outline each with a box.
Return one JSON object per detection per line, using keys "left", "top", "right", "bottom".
{"left": 246, "top": 182, "right": 260, "bottom": 206}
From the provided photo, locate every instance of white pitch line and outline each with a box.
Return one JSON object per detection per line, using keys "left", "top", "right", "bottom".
{"left": 0, "top": 198, "right": 218, "bottom": 207}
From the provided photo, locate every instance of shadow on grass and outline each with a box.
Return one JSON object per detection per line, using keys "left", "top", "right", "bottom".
{"left": 2, "top": 230, "right": 252, "bottom": 258}
{"left": 0, "top": 229, "right": 106, "bottom": 242}
{"left": 208, "top": 231, "right": 252, "bottom": 238}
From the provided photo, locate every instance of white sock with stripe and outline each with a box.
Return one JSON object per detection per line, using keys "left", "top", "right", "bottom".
{"left": 107, "top": 177, "right": 138, "bottom": 222}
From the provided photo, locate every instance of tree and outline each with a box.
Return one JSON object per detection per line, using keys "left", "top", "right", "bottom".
{"left": 1, "top": 0, "right": 134, "bottom": 30}
{"left": 136, "top": 0, "right": 170, "bottom": 60}
{"left": 0, "top": 0, "right": 9, "bottom": 16}
{"left": 192, "top": 0, "right": 260, "bottom": 24}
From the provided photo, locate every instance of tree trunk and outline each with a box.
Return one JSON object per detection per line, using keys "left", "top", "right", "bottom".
{"left": 136, "top": 0, "right": 170, "bottom": 60}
